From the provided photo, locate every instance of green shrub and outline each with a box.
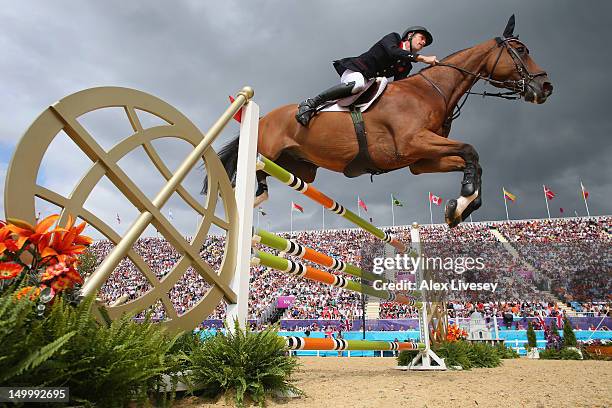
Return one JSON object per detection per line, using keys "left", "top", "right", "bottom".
{"left": 539, "top": 348, "right": 581, "bottom": 360}
{"left": 185, "top": 321, "right": 301, "bottom": 407}
{"left": 559, "top": 348, "right": 582, "bottom": 360}
{"left": 1, "top": 285, "right": 181, "bottom": 407}
{"left": 562, "top": 318, "right": 577, "bottom": 347}
{"left": 526, "top": 322, "right": 537, "bottom": 350}
{"left": 539, "top": 349, "right": 560, "bottom": 359}
{"left": 397, "top": 349, "right": 419, "bottom": 366}
{"left": 470, "top": 342, "right": 502, "bottom": 367}
{"left": 433, "top": 341, "right": 475, "bottom": 369}
{"left": 432, "top": 341, "right": 504, "bottom": 370}
{"left": 494, "top": 343, "right": 519, "bottom": 359}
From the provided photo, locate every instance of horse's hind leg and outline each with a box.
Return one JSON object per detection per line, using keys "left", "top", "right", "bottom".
{"left": 254, "top": 170, "right": 269, "bottom": 207}
{"left": 254, "top": 151, "right": 318, "bottom": 208}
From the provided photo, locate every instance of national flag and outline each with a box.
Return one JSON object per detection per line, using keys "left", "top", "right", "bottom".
{"left": 581, "top": 182, "right": 589, "bottom": 200}
{"left": 358, "top": 197, "right": 368, "bottom": 212}
{"left": 559, "top": 208, "right": 564, "bottom": 213}
{"left": 392, "top": 194, "right": 403, "bottom": 207}
{"left": 228, "top": 95, "right": 243, "bottom": 123}
{"left": 116, "top": 213, "right": 121, "bottom": 224}
{"left": 503, "top": 188, "right": 516, "bottom": 202}
{"left": 556, "top": 314, "right": 563, "bottom": 329}
{"left": 429, "top": 192, "right": 442, "bottom": 206}
{"left": 537, "top": 314, "right": 546, "bottom": 328}
{"left": 258, "top": 207, "right": 267, "bottom": 216}
{"left": 544, "top": 186, "right": 555, "bottom": 200}
{"left": 291, "top": 202, "right": 304, "bottom": 213}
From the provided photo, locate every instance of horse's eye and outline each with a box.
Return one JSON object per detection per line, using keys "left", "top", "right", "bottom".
{"left": 516, "top": 47, "right": 526, "bottom": 54}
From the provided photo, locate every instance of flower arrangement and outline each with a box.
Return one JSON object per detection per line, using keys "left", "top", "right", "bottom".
{"left": 0, "top": 214, "right": 93, "bottom": 301}
{"left": 446, "top": 324, "right": 468, "bottom": 342}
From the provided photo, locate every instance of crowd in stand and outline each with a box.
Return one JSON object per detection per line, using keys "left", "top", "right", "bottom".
{"left": 89, "top": 216, "right": 611, "bottom": 324}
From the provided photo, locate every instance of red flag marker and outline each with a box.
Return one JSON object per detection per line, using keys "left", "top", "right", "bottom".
{"left": 228, "top": 95, "right": 243, "bottom": 123}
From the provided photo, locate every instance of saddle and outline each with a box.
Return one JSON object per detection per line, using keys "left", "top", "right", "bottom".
{"left": 320, "top": 78, "right": 390, "bottom": 178}
{"left": 320, "top": 77, "right": 388, "bottom": 113}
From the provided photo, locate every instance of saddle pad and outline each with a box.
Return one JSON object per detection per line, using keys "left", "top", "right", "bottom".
{"left": 321, "top": 77, "right": 388, "bottom": 113}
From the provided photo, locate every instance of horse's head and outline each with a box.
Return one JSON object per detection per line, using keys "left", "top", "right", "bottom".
{"left": 484, "top": 15, "right": 553, "bottom": 104}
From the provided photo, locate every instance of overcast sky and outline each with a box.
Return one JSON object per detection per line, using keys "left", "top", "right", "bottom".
{"left": 1, "top": 1, "right": 610, "bottom": 239}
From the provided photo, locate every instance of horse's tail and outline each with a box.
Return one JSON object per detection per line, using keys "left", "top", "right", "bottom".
{"left": 201, "top": 135, "right": 240, "bottom": 195}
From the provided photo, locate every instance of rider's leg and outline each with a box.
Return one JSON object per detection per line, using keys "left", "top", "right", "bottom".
{"left": 296, "top": 71, "right": 365, "bottom": 126}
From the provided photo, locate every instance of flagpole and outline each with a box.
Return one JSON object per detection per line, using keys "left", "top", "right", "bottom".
{"left": 580, "top": 181, "right": 591, "bottom": 217}
{"left": 391, "top": 194, "right": 395, "bottom": 227}
{"left": 290, "top": 203, "right": 293, "bottom": 236}
{"left": 429, "top": 192, "right": 433, "bottom": 225}
{"left": 322, "top": 206, "right": 325, "bottom": 229}
{"left": 543, "top": 185, "right": 551, "bottom": 219}
{"left": 503, "top": 187, "right": 509, "bottom": 221}
{"left": 357, "top": 195, "right": 361, "bottom": 218}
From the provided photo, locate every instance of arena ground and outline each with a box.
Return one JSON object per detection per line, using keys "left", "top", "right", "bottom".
{"left": 175, "top": 358, "right": 611, "bottom": 407}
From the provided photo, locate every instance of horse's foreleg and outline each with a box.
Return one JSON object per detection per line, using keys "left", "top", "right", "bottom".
{"left": 402, "top": 130, "right": 482, "bottom": 227}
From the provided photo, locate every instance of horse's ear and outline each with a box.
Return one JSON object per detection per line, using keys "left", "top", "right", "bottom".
{"left": 503, "top": 14, "right": 515, "bottom": 38}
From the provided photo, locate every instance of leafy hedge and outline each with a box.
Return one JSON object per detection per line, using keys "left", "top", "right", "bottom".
{"left": 397, "top": 341, "right": 516, "bottom": 369}
{"left": 0, "top": 284, "right": 181, "bottom": 407}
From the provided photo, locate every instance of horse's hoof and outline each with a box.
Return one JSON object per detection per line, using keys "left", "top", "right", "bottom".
{"left": 445, "top": 199, "right": 461, "bottom": 228}
{"left": 253, "top": 191, "right": 269, "bottom": 208}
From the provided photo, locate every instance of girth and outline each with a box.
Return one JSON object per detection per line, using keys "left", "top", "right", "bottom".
{"left": 343, "top": 106, "right": 388, "bottom": 178}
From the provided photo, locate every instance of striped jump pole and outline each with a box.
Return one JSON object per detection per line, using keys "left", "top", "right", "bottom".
{"left": 253, "top": 228, "right": 386, "bottom": 283}
{"left": 252, "top": 251, "right": 420, "bottom": 307}
{"left": 256, "top": 156, "right": 407, "bottom": 253}
{"left": 284, "top": 337, "right": 425, "bottom": 351}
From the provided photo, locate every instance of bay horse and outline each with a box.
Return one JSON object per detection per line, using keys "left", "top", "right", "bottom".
{"left": 208, "top": 16, "right": 553, "bottom": 227}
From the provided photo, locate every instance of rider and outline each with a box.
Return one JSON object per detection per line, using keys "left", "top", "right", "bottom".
{"left": 296, "top": 26, "right": 439, "bottom": 126}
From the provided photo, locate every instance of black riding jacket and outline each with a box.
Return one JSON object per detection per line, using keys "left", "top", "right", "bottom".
{"left": 332, "top": 32, "right": 419, "bottom": 80}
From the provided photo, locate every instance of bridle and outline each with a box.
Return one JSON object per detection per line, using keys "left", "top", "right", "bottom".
{"left": 419, "top": 36, "right": 547, "bottom": 124}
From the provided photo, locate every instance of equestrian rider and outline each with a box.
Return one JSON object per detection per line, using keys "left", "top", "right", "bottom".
{"left": 296, "top": 26, "right": 438, "bottom": 126}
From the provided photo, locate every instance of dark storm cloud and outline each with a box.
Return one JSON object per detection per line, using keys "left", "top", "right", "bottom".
{"left": 1, "top": 0, "right": 610, "bottom": 232}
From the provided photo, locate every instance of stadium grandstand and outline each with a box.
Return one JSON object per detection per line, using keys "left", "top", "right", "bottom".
{"left": 89, "top": 216, "right": 611, "bottom": 335}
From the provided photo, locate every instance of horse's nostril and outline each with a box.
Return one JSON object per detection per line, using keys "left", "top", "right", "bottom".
{"left": 543, "top": 82, "right": 553, "bottom": 95}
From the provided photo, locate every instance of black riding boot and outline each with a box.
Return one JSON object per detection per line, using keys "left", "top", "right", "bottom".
{"left": 295, "top": 82, "right": 355, "bottom": 126}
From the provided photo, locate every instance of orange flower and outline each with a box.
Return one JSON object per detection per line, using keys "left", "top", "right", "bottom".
{"left": 7, "top": 214, "right": 60, "bottom": 253}
{"left": 50, "top": 276, "right": 74, "bottom": 292}
{"left": 14, "top": 286, "right": 41, "bottom": 300}
{"left": 45, "top": 215, "right": 93, "bottom": 263}
{"left": 0, "top": 262, "right": 24, "bottom": 280}
{"left": 64, "top": 267, "right": 83, "bottom": 285}
{"left": 41, "top": 262, "right": 69, "bottom": 282}
{"left": 0, "top": 225, "right": 20, "bottom": 255}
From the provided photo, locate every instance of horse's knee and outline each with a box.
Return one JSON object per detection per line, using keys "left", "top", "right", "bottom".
{"left": 409, "top": 163, "right": 424, "bottom": 175}
{"left": 461, "top": 143, "right": 479, "bottom": 162}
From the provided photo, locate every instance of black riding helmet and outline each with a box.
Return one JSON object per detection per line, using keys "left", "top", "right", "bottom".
{"left": 401, "top": 26, "right": 433, "bottom": 46}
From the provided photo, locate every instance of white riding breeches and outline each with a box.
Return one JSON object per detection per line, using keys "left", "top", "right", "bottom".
{"left": 341, "top": 69, "right": 366, "bottom": 94}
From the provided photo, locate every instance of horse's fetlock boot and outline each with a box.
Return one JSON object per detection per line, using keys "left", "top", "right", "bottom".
{"left": 461, "top": 183, "right": 476, "bottom": 197}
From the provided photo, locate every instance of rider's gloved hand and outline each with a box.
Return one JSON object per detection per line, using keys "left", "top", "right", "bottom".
{"left": 417, "top": 55, "right": 439, "bottom": 65}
